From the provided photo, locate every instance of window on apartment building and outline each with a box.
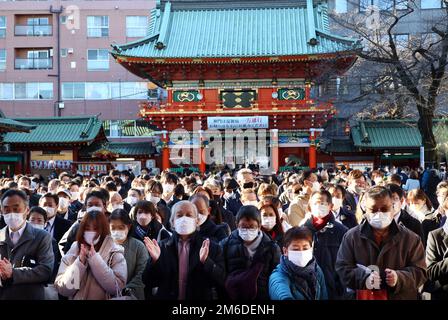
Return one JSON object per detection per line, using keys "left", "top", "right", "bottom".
{"left": 0, "top": 83, "right": 13, "bottom": 100}
{"left": 13, "top": 82, "right": 53, "bottom": 100}
{"left": 421, "top": 0, "right": 446, "bottom": 9}
{"left": 334, "top": 0, "right": 349, "bottom": 13}
{"left": 0, "top": 49, "right": 6, "bottom": 71}
{"left": 62, "top": 82, "right": 85, "bottom": 99}
{"left": 62, "top": 82, "right": 153, "bottom": 100}
{"left": 0, "top": 16, "right": 6, "bottom": 38}
{"left": 359, "top": 0, "right": 407, "bottom": 11}
{"left": 87, "top": 16, "right": 109, "bottom": 37}
{"left": 60, "top": 15, "right": 67, "bottom": 24}
{"left": 27, "top": 17, "right": 49, "bottom": 26}
{"left": 87, "top": 49, "right": 109, "bottom": 70}
{"left": 86, "top": 82, "right": 109, "bottom": 99}
{"left": 126, "top": 16, "right": 148, "bottom": 37}
{"left": 111, "top": 82, "right": 148, "bottom": 99}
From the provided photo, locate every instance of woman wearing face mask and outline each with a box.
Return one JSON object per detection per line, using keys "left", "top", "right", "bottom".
{"left": 161, "top": 172, "right": 178, "bottom": 203}
{"left": 301, "top": 190, "right": 348, "bottom": 300}
{"left": 336, "top": 186, "right": 427, "bottom": 300}
{"left": 55, "top": 210, "right": 127, "bottom": 300}
{"left": 406, "top": 189, "right": 433, "bottom": 223}
{"left": 142, "top": 200, "right": 225, "bottom": 300}
{"left": 327, "top": 185, "right": 358, "bottom": 229}
{"left": 59, "top": 189, "right": 109, "bottom": 255}
{"left": 145, "top": 180, "right": 172, "bottom": 230}
{"left": 259, "top": 203, "right": 284, "bottom": 246}
{"left": 269, "top": 226, "right": 328, "bottom": 300}
{"left": 260, "top": 196, "right": 292, "bottom": 232}
{"left": 109, "top": 209, "right": 149, "bottom": 300}
{"left": 220, "top": 205, "right": 281, "bottom": 300}
{"left": 130, "top": 200, "right": 171, "bottom": 243}
{"left": 125, "top": 188, "right": 142, "bottom": 207}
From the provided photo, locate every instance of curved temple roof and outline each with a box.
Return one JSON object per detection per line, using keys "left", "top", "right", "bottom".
{"left": 111, "top": 1, "right": 361, "bottom": 61}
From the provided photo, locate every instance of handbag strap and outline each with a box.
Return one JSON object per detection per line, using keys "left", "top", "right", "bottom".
{"left": 106, "top": 252, "right": 122, "bottom": 299}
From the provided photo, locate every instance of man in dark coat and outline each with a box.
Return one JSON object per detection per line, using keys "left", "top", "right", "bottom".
{"left": 142, "top": 201, "right": 225, "bottom": 300}
{"left": 336, "top": 186, "right": 427, "bottom": 300}
{"left": 386, "top": 184, "right": 425, "bottom": 244}
{"left": 0, "top": 189, "right": 54, "bottom": 300}
{"left": 220, "top": 206, "right": 281, "bottom": 300}
{"left": 425, "top": 224, "right": 448, "bottom": 299}
{"left": 39, "top": 193, "right": 72, "bottom": 244}
{"left": 343, "top": 170, "right": 367, "bottom": 214}
{"left": 303, "top": 190, "right": 348, "bottom": 299}
{"left": 191, "top": 194, "right": 228, "bottom": 243}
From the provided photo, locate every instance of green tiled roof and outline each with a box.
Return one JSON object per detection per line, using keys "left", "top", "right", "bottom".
{"left": 102, "top": 120, "right": 157, "bottom": 137}
{"left": 108, "top": 142, "right": 156, "bottom": 156}
{"left": 0, "top": 118, "right": 36, "bottom": 133}
{"left": 351, "top": 120, "right": 448, "bottom": 149}
{"left": 4, "top": 116, "right": 104, "bottom": 145}
{"left": 80, "top": 141, "right": 156, "bottom": 157}
{"left": 111, "top": 1, "right": 360, "bottom": 59}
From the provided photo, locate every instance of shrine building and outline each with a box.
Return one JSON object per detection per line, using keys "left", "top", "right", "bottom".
{"left": 111, "top": 0, "right": 360, "bottom": 173}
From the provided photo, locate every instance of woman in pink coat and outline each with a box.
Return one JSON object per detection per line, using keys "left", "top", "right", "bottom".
{"left": 55, "top": 210, "right": 127, "bottom": 300}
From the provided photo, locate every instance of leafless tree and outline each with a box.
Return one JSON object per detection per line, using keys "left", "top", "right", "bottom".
{"left": 328, "top": 0, "right": 448, "bottom": 165}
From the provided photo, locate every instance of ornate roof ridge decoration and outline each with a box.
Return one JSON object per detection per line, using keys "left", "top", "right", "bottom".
{"left": 160, "top": 0, "right": 322, "bottom": 10}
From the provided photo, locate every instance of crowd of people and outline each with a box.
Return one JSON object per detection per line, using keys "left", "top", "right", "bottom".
{"left": 0, "top": 165, "right": 447, "bottom": 300}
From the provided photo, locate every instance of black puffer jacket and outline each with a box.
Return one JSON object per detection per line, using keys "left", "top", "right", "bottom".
{"left": 219, "top": 230, "right": 281, "bottom": 300}
{"left": 304, "top": 215, "right": 348, "bottom": 300}
{"left": 199, "top": 218, "right": 229, "bottom": 243}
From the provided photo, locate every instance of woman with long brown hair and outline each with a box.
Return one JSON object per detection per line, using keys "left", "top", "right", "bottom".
{"left": 55, "top": 210, "right": 127, "bottom": 300}
{"left": 258, "top": 202, "right": 284, "bottom": 246}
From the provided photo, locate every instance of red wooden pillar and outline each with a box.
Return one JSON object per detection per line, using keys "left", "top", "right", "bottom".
{"left": 309, "top": 130, "right": 317, "bottom": 169}
{"left": 271, "top": 129, "right": 279, "bottom": 173}
{"left": 162, "top": 131, "right": 170, "bottom": 171}
{"left": 198, "top": 130, "right": 206, "bottom": 174}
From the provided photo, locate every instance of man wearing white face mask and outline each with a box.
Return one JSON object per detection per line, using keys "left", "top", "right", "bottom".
{"left": 386, "top": 184, "right": 424, "bottom": 244}
{"left": 0, "top": 189, "right": 54, "bottom": 300}
{"left": 302, "top": 190, "right": 348, "bottom": 300}
{"left": 328, "top": 185, "right": 358, "bottom": 229}
{"left": 344, "top": 170, "right": 367, "bottom": 214}
{"left": 269, "top": 226, "right": 328, "bottom": 300}
{"left": 56, "top": 189, "right": 77, "bottom": 222}
{"left": 39, "top": 193, "right": 72, "bottom": 244}
{"left": 68, "top": 181, "right": 83, "bottom": 216}
{"left": 219, "top": 205, "right": 281, "bottom": 300}
{"left": 142, "top": 200, "right": 225, "bottom": 300}
{"left": 336, "top": 186, "right": 427, "bottom": 300}
{"left": 191, "top": 194, "right": 228, "bottom": 243}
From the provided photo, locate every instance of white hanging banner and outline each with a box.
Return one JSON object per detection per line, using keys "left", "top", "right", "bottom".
{"left": 207, "top": 116, "right": 269, "bottom": 129}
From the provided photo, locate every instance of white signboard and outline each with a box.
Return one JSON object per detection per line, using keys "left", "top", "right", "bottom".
{"left": 207, "top": 116, "right": 269, "bottom": 129}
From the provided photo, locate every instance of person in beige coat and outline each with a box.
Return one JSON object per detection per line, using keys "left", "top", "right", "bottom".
{"left": 285, "top": 171, "right": 320, "bottom": 227}
{"left": 55, "top": 210, "right": 127, "bottom": 300}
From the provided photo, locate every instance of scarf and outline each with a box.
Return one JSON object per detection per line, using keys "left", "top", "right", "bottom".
{"left": 135, "top": 224, "right": 149, "bottom": 240}
{"left": 280, "top": 255, "right": 318, "bottom": 300}
{"left": 312, "top": 213, "right": 334, "bottom": 231}
{"left": 243, "top": 231, "right": 263, "bottom": 259}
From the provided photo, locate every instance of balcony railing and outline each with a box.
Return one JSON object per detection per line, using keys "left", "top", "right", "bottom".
{"left": 15, "top": 25, "right": 52, "bottom": 36}
{"left": 15, "top": 58, "right": 53, "bottom": 70}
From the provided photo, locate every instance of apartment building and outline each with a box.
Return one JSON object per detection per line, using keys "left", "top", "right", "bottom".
{"left": 0, "top": 0, "right": 159, "bottom": 139}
